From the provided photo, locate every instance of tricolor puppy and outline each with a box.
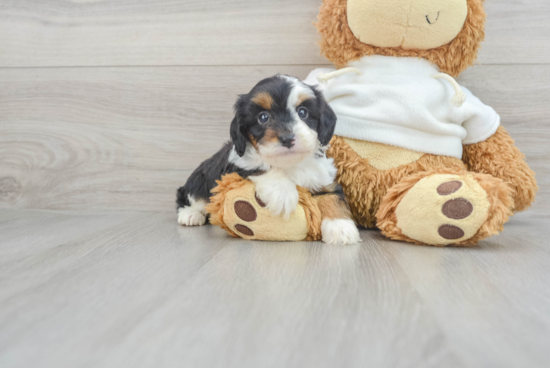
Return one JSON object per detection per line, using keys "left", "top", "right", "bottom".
{"left": 176, "top": 75, "right": 360, "bottom": 245}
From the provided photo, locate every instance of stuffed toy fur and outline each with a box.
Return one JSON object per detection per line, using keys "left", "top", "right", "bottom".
{"left": 303, "top": 0, "right": 538, "bottom": 246}
{"left": 207, "top": 0, "right": 537, "bottom": 246}
{"left": 207, "top": 173, "right": 323, "bottom": 242}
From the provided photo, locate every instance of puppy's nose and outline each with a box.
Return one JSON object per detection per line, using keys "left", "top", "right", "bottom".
{"left": 279, "top": 133, "right": 296, "bottom": 149}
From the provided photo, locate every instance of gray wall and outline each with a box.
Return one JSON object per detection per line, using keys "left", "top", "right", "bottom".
{"left": 1, "top": 0, "right": 548, "bottom": 214}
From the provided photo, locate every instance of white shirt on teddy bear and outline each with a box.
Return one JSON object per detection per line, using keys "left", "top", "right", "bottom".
{"left": 305, "top": 55, "right": 500, "bottom": 159}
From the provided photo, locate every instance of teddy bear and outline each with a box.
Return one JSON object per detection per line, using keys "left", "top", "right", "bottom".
{"left": 208, "top": 0, "right": 537, "bottom": 246}
{"left": 299, "top": 0, "right": 538, "bottom": 246}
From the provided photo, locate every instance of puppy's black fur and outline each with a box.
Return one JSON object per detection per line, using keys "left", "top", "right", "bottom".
{"left": 176, "top": 74, "right": 337, "bottom": 214}
{"left": 176, "top": 142, "right": 261, "bottom": 209}
{"left": 230, "top": 76, "right": 336, "bottom": 157}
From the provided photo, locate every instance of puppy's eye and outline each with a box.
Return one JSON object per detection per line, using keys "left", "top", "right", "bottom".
{"left": 258, "top": 112, "right": 269, "bottom": 124}
{"left": 297, "top": 107, "right": 308, "bottom": 119}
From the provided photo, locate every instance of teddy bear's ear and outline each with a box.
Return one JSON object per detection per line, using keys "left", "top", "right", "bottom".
{"left": 316, "top": 0, "right": 487, "bottom": 77}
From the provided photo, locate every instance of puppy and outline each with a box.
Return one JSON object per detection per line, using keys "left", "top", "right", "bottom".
{"left": 176, "top": 75, "right": 360, "bottom": 245}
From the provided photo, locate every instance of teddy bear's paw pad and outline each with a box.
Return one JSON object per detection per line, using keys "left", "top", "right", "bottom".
{"left": 438, "top": 224, "right": 465, "bottom": 240}
{"left": 232, "top": 197, "right": 261, "bottom": 237}
{"left": 234, "top": 200, "right": 257, "bottom": 222}
{"left": 437, "top": 181, "right": 463, "bottom": 195}
{"left": 441, "top": 198, "right": 474, "bottom": 220}
{"left": 224, "top": 186, "right": 310, "bottom": 241}
{"left": 395, "top": 175, "right": 491, "bottom": 246}
{"left": 235, "top": 224, "right": 254, "bottom": 237}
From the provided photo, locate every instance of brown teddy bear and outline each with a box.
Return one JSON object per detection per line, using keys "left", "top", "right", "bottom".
{"left": 301, "top": 0, "right": 538, "bottom": 246}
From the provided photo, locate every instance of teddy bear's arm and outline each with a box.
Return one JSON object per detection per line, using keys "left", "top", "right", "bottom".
{"left": 462, "top": 126, "right": 538, "bottom": 213}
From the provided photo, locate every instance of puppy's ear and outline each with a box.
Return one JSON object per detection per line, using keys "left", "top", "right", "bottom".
{"left": 316, "top": 90, "right": 337, "bottom": 146}
{"left": 230, "top": 96, "right": 248, "bottom": 157}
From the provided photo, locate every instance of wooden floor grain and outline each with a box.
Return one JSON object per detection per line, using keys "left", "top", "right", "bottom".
{"left": 0, "top": 209, "right": 548, "bottom": 368}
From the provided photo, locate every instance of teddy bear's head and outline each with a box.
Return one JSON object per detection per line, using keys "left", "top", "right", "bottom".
{"left": 316, "top": 0, "right": 486, "bottom": 76}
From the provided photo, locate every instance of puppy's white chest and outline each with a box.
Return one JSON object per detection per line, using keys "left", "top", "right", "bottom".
{"left": 284, "top": 155, "right": 337, "bottom": 191}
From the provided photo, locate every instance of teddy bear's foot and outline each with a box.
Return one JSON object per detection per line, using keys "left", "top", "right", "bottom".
{"left": 223, "top": 189, "right": 313, "bottom": 241}
{"left": 321, "top": 218, "right": 361, "bottom": 245}
{"left": 207, "top": 174, "right": 324, "bottom": 242}
{"left": 377, "top": 171, "right": 513, "bottom": 246}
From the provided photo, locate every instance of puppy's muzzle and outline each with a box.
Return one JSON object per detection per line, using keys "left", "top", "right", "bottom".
{"left": 279, "top": 133, "right": 296, "bottom": 149}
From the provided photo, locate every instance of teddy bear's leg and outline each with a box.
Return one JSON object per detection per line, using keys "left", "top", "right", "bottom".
{"left": 376, "top": 170, "right": 514, "bottom": 246}
{"left": 463, "top": 126, "right": 538, "bottom": 213}
{"left": 207, "top": 174, "right": 324, "bottom": 242}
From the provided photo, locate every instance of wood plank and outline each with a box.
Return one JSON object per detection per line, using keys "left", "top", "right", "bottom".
{"left": 0, "top": 209, "right": 549, "bottom": 367}
{"left": 0, "top": 210, "right": 460, "bottom": 368}
{"left": 479, "top": 0, "right": 550, "bottom": 65}
{"left": 1, "top": 64, "right": 548, "bottom": 213}
{"left": 0, "top": 210, "right": 141, "bottom": 267}
{"left": 0, "top": 0, "right": 548, "bottom": 67}
{"left": 382, "top": 213, "right": 550, "bottom": 368}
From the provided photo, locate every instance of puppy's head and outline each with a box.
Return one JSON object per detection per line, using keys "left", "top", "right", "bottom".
{"left": 231, "top": 75, "right": 337, "bottom": 168}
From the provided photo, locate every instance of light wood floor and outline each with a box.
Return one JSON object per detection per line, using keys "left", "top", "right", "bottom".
{"left": 0, "top": 209, "right": 549, "bottom": 368}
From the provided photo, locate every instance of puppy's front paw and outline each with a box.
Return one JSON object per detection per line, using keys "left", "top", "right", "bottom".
{"left": 178, "top": 207, "right": 206, "bottom": 227}
{"left": 257, "top": 185, "right": 299, "bottom": 219}
{"left": 321, "top": 219, "right": 361, "bottom": 245}
{"left": 252, "top": 174, "right": 299, "bottom": 219}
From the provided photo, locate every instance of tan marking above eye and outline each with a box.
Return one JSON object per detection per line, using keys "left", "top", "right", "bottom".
{"left": 296, "top": 93, "right": 313, "bottom": 107}
{"left": 252, "top": 92, "right": 273, "bottom": 110}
